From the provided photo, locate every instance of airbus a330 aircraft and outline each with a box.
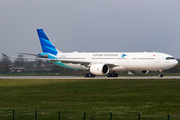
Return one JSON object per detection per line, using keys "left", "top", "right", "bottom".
{"left": 3, "top": 29, "right": 178, "bottom": 77}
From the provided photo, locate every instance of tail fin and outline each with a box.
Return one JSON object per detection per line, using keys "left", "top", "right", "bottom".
{"left": 37, "top": 29, "right": 60, "bottom": 55}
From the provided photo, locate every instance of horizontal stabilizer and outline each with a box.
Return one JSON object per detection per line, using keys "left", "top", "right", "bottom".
{"left": 19, "top": 52, "right": 40, "bottom": 57}
{"left": 2, "top": 53, "right": 59, "bottom": 61}
{"left": 2, "top": 53, "right": 7, "bottom": 57}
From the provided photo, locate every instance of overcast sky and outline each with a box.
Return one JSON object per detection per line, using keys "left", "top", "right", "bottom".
{"left": 0, "top": 0, "right": 180, "bottom": 59}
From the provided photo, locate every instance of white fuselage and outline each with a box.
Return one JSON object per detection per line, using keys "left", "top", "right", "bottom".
{"left": 56, "top": 52, "right": 178, "bottom": 71}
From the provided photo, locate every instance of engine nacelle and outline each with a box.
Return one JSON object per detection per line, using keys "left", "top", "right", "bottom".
{"left": 90, "top": 64, "right": 109, "bottom": 75}
{"left": 130, "top": 70, "right": 149, "bottom": 75}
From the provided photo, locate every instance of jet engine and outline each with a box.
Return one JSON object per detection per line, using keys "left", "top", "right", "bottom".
{"left": 130, "top": 70, "right": 149, "bottom": 75}
{"left": 90, "top": 64, "right": 109, "bottom": 75}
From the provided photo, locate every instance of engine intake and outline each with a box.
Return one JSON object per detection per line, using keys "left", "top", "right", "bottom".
{"left": 90, "top": 64, "right": 109, "bottom": 75}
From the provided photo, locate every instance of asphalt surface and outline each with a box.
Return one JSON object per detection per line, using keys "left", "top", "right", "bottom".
{"left": 0, "top": 76, "right": 180, "bottom": 79}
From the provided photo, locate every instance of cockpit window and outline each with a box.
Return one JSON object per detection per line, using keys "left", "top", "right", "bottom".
{"left": 166, "top": 57, "right": 175, "bottom": 60}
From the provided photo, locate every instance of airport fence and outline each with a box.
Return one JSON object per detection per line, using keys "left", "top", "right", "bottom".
{"left": 0, "top": 109, "right": 180, "bottom": 120}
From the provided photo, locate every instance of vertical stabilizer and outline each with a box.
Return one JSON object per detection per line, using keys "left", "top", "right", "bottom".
{"left": 37, "top": 29, "right": 60, "bottom": 55}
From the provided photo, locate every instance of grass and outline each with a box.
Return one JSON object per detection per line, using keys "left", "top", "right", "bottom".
{"left": 0, "top": 78, "right": 180, "bottom": 115}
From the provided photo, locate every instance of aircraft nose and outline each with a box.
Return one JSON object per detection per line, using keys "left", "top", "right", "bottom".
{"left": 175, "top": 59, "right": 178, "bottom": 65}
{"left": 172, "top": 59, "right": 178, "bottom": 67}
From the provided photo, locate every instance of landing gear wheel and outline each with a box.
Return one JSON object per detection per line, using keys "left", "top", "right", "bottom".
{"left": 107, "top": 72, "right": 118, "bottom": 77}
{"left": 158, "top": 70, "right": 164, "bottom": 77}
{"left": 84, "top": 73, "right": 95, "bottom": 78}
{"left": 114, "top": 73, "right": 118, "bottom": 77}
{"left": 111, "top": 73, "right": 115, "bottom": 77}
{"left": 84, "top": 73, "right": 89, "bottom": 78}
{"left": 88, "top": 73, "right": 92, "bottom": 77}
{"left": 91, "top": 74, "right": 95, "bottom": 77}
{"left": 107, "top": 73, "right": 111, "bottom": 77}
{"left": 89, "top": 73, "right": 95, "bottom": 77}
{"left": 159, "top": 74, "right": 163, "bottom": 77}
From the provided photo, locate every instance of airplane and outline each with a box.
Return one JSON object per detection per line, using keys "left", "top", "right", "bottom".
{"left": 3, "top": 29, "right": 178, "bottom": 77}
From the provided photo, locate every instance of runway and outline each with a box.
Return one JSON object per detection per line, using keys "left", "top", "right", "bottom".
{"left": 0, "top": 76, "right": 180, "bottom": 79}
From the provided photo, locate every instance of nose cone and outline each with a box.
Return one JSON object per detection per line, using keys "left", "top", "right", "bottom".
{"left": 175, "top": 59, "right": 178, "bottom": 66}
{"left": 171, "top": 59, "right": 178, "bottom": 68}
{"left": 164, "top": 59, "right": 178, "bottom": 70}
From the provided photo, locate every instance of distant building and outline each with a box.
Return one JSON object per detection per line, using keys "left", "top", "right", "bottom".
{"left": 9, "top": 68, "right": 26, "bottom": 73}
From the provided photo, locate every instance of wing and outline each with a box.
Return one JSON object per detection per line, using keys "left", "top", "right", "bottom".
{"left": 58, "top": 58, "right": 119, "bottom": 68}
{"left": 2, "top": 53, "right": 119, "bottom": 68}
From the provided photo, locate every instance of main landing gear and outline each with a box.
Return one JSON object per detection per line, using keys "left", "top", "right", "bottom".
{"left": 158, "top": 70, "right": 163, "bottom": 77}
{"left": 84, "top": 73, "right": 95, "bottom": 78}
{"left": 107, "top": 72, "right": 118, "bottom": 77}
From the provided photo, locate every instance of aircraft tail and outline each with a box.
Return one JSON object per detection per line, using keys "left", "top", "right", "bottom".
{"left": 37, "top": 29, "right": 60, "bottom": 55}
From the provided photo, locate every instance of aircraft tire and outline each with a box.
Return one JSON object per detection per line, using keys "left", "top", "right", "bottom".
{"left": 84, "top": 73, "right": 95, "bottom": 78}
{"left": 107, "top": 73, "right": 111, "bottom": 77}
{"left": 84, "top": 73, "right": 89, "bottom": 78}
{"left": 114, "top": 73, "right": 118, "bottom": 77}
{"left": 111, "top": 73, "right": 115, "bottom": 77}
{"left": 159, "top": 74, "right": 163, "bottom": 77}
{"left": 91, "top": 74, "right": 95, "bottom": 77}
{"left": 88, "top": 73, "right": 92, "bottom": 77}
{"left": 107, "top": 72, "right": 118, "bottom": 77}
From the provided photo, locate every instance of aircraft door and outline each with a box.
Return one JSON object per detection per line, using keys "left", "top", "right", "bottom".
{"left": 155, "top": 57, "right": 160, "bottom": 63}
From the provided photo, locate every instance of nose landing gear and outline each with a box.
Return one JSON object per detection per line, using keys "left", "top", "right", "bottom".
{"left": 158, "top": 70, "right": 163, "bottom": 77}
{"left": 159, "top": 73, "right": 163, "bottom": 77}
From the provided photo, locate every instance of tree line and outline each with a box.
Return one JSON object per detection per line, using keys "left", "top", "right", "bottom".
{"left": 0, "top": 55, "right": 180, "bottom": 74}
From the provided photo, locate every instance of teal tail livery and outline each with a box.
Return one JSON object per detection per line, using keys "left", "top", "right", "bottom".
{"left": 37, "top": 29, "right": 74, "bottom": 69}
{"left": 2, "top": 29, "right": 178, "bottom": 78}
